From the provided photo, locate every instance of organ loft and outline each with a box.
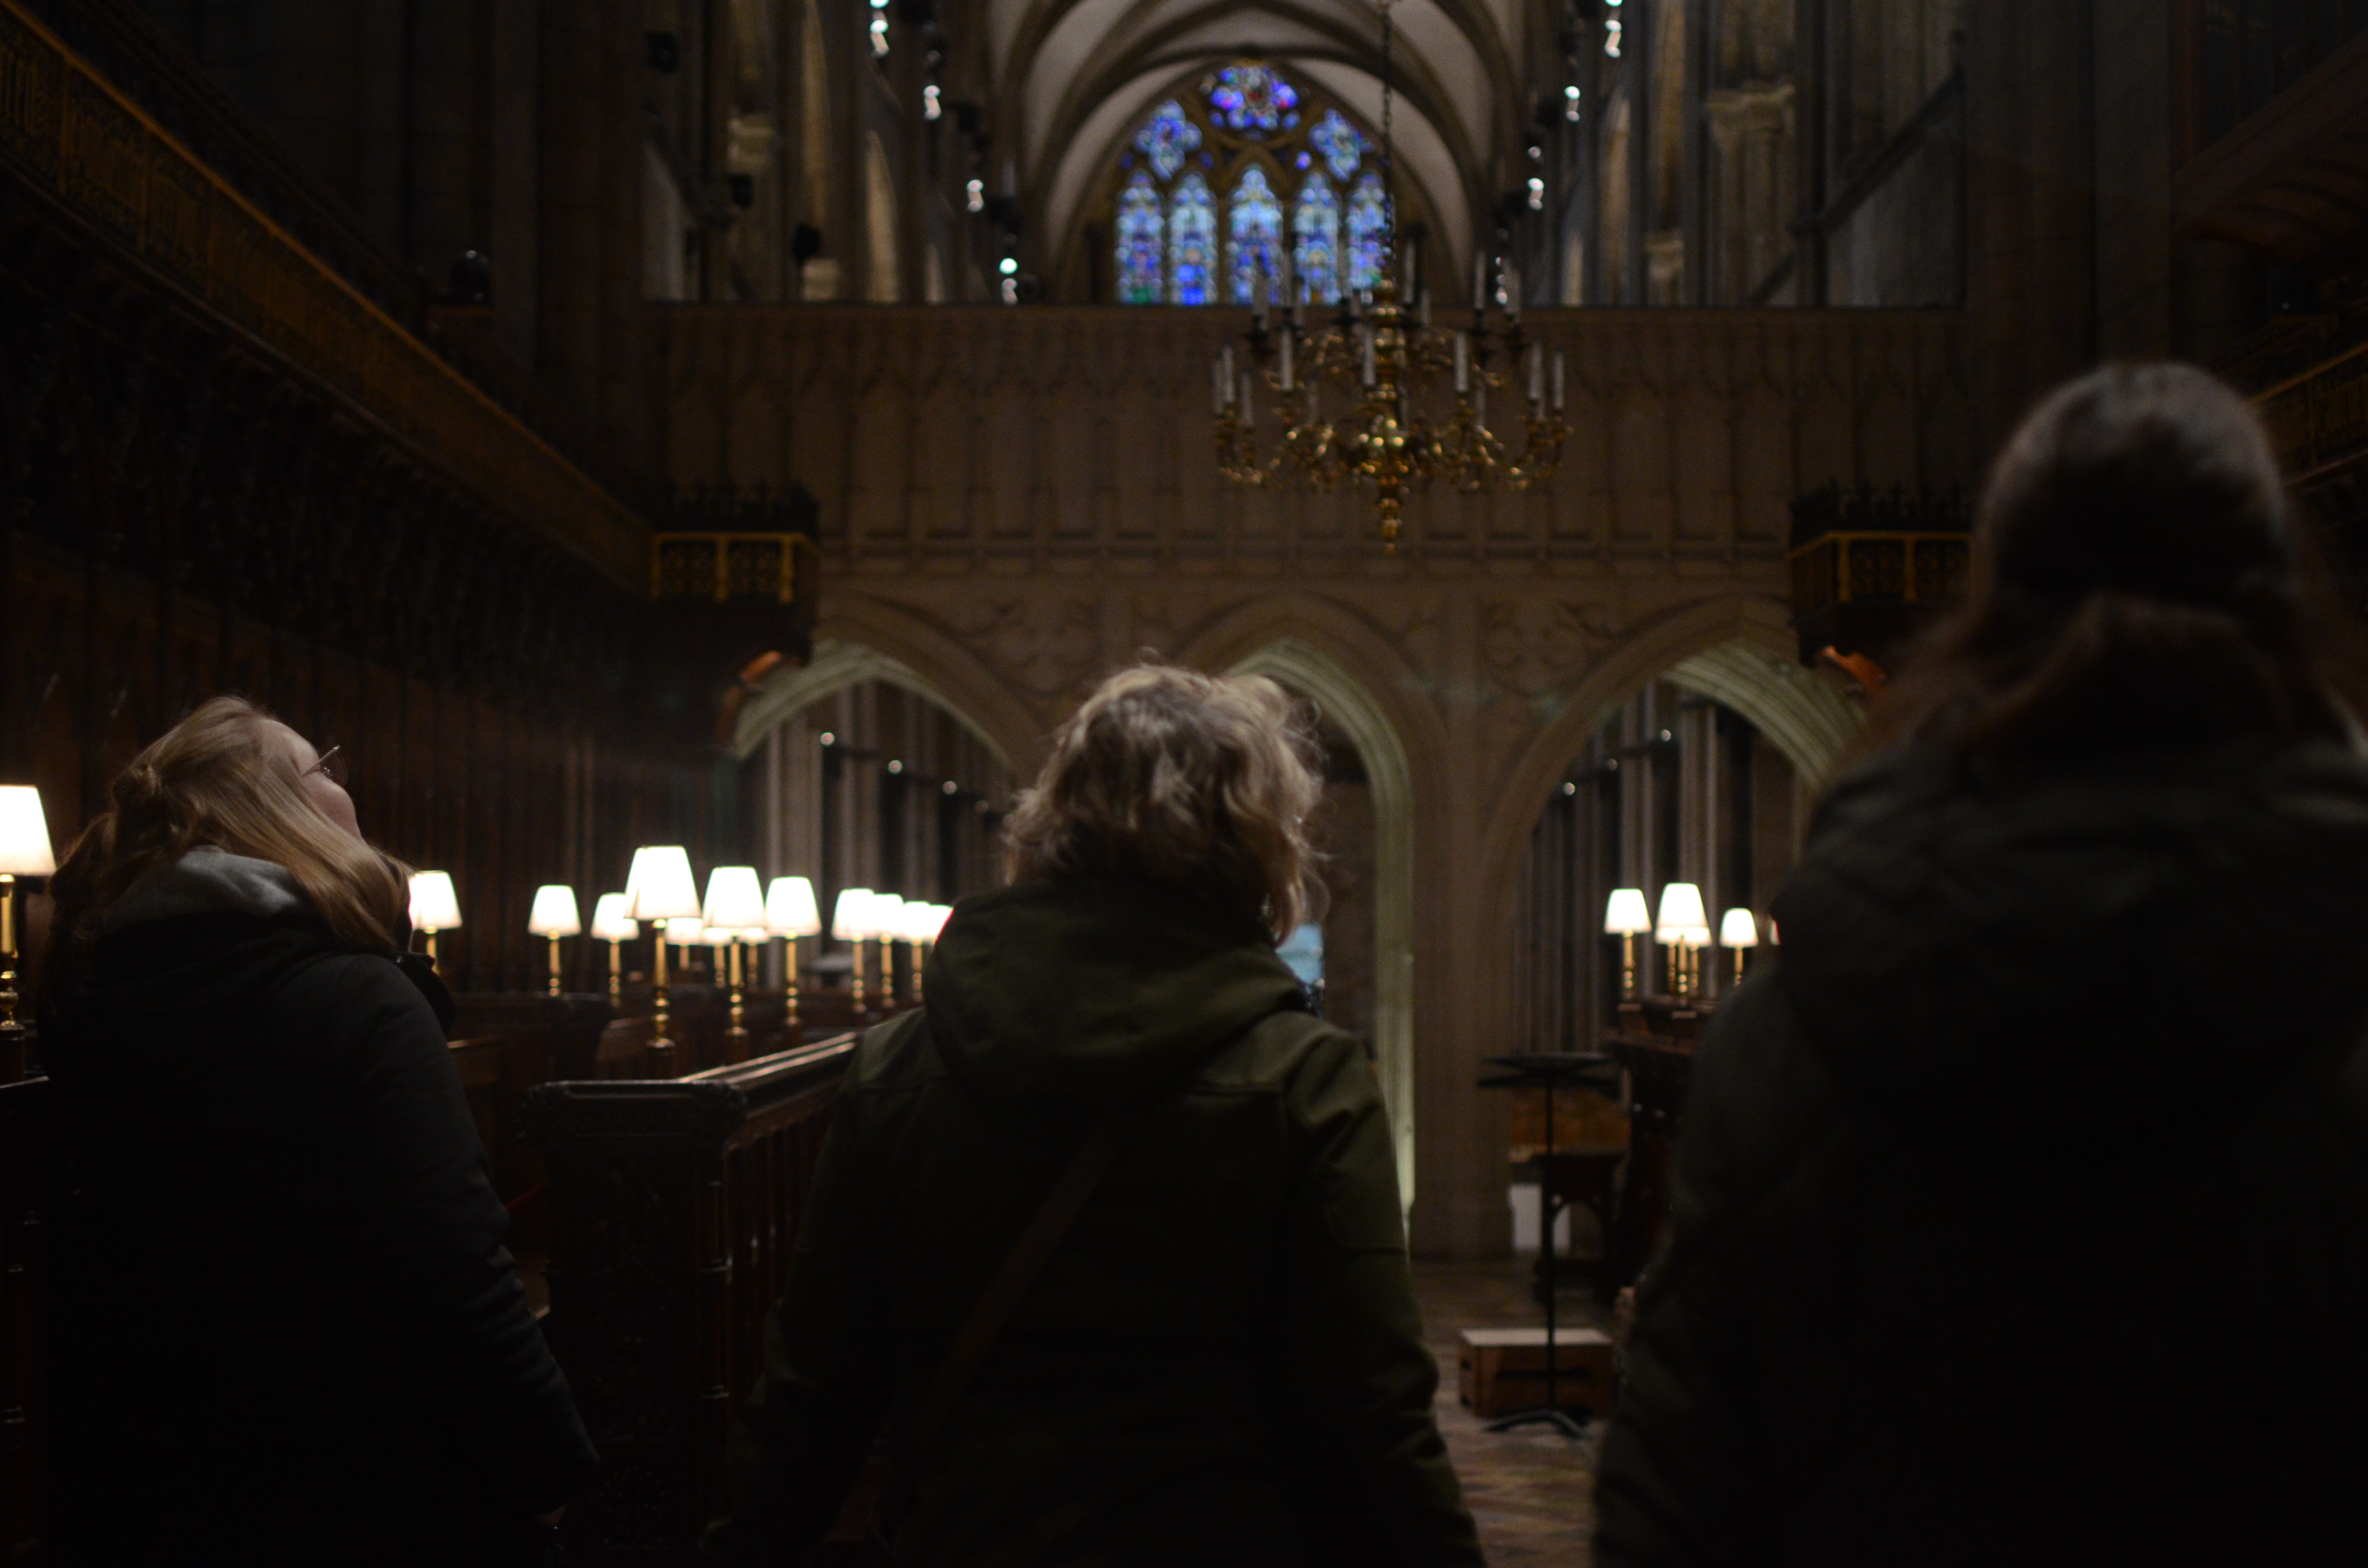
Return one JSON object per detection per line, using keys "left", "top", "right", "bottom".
{"left": 2, "top": 1, "right": 2365, "bottom": 1562}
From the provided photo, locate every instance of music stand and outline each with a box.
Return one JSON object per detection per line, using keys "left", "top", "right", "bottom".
{"left": 1478, "top": 1051, "right": 1620, "bottom": 1440}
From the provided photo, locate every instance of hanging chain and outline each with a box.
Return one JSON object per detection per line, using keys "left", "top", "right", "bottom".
{"left": 1379, "top": 0, "right": 1397, "bottom": 270}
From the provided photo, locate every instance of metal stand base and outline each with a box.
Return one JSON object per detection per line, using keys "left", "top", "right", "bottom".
{"left": 1484, "top": 1406, "right": 1591, "bottom": 1439}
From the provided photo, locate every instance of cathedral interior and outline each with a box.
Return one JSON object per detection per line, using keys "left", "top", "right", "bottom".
{"left": 4, "top": 0, "right": 2365, "bottom": 1559}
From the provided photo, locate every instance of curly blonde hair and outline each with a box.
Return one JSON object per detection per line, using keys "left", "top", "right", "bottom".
{"left": 48, "top": 697, "right": 411, "bottom": 973}
{"left": 1004, "top": 665, "right": 1325, "bottom": 941}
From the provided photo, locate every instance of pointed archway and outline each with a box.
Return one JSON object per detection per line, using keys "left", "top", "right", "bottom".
{"left": 1229, "top": 637, "right": 1418, "bottom": 1210}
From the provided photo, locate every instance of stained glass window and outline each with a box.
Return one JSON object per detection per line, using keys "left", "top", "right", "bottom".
{"left": 1292, "top": 174, "right": 1341, "bottom": 305}
{"left": 1346, "top": 170, "right": 1390, "bottom": 293}
{"left": 1309, "top": 109, "right": 1366, "bottom": 183}
{"left": 1204, "top": 64, "right": 1300, "bottom": 138}
{"left": 1132, "top": 99, "right": 1201, "bottom": 182}
{"left": 1169, "top": 171, "right": 1217, "bottom": 305}
{"left": 1226, "top": 165, "right": 1284, "bottom": 304}
{"left": 1115, "top": 170, "right": 1165, "bottom": 304}
{"left": 1110, "top": 66, "right": 1385, "bottom": 306}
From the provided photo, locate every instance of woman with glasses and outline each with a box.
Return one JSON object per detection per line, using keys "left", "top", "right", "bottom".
{"left": 38, "top": 697, "right": 595, "bottom": 1566}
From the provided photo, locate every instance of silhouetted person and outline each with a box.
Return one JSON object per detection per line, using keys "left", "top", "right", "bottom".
{"left": 40, "top": 698, "right": 595, "bottom": 1566}
{"left": 1596, "top": 363, "right": 2368, "bottom": 1566}
{"left": 704, "top": 666, "right": 1481, "bottom": 1568}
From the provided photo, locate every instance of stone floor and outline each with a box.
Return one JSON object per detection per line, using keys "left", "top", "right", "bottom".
{"left": 1413, "top": 1260, "right": 1607, "bottom": 1565}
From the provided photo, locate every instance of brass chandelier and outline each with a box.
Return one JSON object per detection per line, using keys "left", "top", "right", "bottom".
{"left": 1212, "top": 269, "right": 1566, "bottom": 549}
{"left": 1211, "top": 0, "right": 1567, "bottom": 551}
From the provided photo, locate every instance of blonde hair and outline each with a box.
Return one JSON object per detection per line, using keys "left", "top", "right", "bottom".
{"left": 49, "top": 697, "right": 411, "bottom": 970}
{"left": 1004, "top": 665, "right": 1324, "bottom": 941}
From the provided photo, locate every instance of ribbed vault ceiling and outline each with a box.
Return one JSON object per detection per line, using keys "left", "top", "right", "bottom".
{"left": 982, "top": 0, "right": 1529, "bottom": 285}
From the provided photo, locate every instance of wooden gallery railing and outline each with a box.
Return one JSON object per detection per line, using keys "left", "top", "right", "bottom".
{"left": 523, "top": 1030, "right": 861, "bottom": 1566}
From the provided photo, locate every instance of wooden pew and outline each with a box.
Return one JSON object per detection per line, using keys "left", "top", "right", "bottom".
{"left": 0, "top": 1076, "right": 49, "bottom": 1565}
{"left": 444, "top": 994, "right": 614, "bottom": 1209}
{"left": 524, "top": 1032, "right": 859, "bottom": 1566}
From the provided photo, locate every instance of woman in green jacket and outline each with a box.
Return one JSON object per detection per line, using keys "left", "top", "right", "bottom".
{"left": 704, "top": 666, "right": 1481, "bottom": 1568}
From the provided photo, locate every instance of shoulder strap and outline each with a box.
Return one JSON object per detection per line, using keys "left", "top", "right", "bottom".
{"left": 882, "top": 1003, "right": 1321, "bottom": 1512}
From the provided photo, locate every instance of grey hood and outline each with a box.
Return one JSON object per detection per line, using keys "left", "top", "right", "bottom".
{"left": 101, "top": 845, "right": 309, "bottom": 935}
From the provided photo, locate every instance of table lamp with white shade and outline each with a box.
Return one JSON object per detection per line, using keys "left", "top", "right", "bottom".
{"left": 0, "top": 785, "right": 54, "bottom": 1048}
{"left": 408, "top": 871, "right": 461, "bottom": 968}
{"left": 765, "top": 876, "right": 822, "bottom": 1028}
{"left": 868, "top": 893, "right": 906, "bottom": 1007}
{"left": 589, "top": 892, "right": 638, "bottom": 1003}
{"left": 1655, "top": 882, "right": 1708, "bottom": 1002}
{"left": 527, "top": 885, "right": 581, "bottom": 996}
{"left": 626, "top": 845, "right": 703, "bottom": 1063}
{"left": 1603, "top": 887, "right": 1651, "bottom": 1000}
{"left": 830, "top": 888, "right": 876, "bottom": 1010}
{"left": 703, "top": 866, "right": 766, "bottom": 1052}
{"left": 1719, "top": 907, "right": 1760, "bottom": 988}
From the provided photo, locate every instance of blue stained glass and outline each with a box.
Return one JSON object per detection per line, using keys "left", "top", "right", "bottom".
{"left": 1226, "top": 165, "right": 1284, "bottom": 304}
{"left": 1169, "top": 171, "right": 1217, "bottom": 305}
{"left": 1204, "top": 64, "right": 1300, "bottom": 138}
{"left": 1346, "top": 170, "right": 1390, "bottom": 292}
{"left": 1310, "top": 109, "right": 1367, "bottom": 183}
{"left": 1292, "top": 174, "right": 1342, "bottom": 304}
{"left": 1132, "top": 99, "right": 1201, "bottom": 182}
{"left": 1115, "top": 170, "right": 1164, "bottom": 304}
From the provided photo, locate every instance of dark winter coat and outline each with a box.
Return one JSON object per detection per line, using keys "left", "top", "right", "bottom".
{"left": 1595, "top": 740, "right": 2368, "bottom": 1568}
{"left": 702, "top": 876, "right": 1482, "bottom": 1568}
{"left": 39, "top": 847, "right": 597, "bottom": 1566}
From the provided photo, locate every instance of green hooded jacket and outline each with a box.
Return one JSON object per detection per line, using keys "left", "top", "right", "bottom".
{"left": 703, "top": 876, "right": 1482, "bottom": 1568}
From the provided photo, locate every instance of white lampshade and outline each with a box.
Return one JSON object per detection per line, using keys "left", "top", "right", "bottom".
{"left": 409, "top": 871, "right": 461, "bottom": 931}
{"left": 663, "top": 917, "right": 704, "bottom": 944}
{"left": 870, "top": 893, "right": 906, "bottom": 941}
{"left": 625, "top": 846, "right": 702, "bottom": 922}
{"left": 1655, "top": 882, "right": 1706, "bottom": 941}
{"left": 1603, "top": 887, "right": 1651, "bottom": 936}
{"left": 527, "top": 884, "right": 581, "bottom": 937}
{"left": 1683, "top": 925, "right": 1711, "bottom": 948}
{"left": 1719, "top": 908, "right": 1760, "bottom": 949}
{"left": 589, "top": 893, "right": 638, "bottom": 942}
{"left": 765, "top": 875, "right": 822, "bottom": 936}
{"left": 830, "top": 887, "right": 876, "bottom": 942}
{"left": 698, "top": 924, "right": 735, "bottom": 947}
{"left": 702, "top": 866, "right": 765, "bottom": 931}
{"left": 903, "top": 901, "right": 950, "bottom": 943}
{"left": 0, "top": 786, "right": 55, "bottom": 877}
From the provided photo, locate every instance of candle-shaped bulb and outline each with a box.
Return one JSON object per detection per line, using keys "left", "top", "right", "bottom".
{"left": 1454, "top": 331, "right": 1469, "bottom": 394}
{"left": 1528, "top": 344, "right": 1544, "bottom": 405}
{"left": 1553, "top": 350, "right": 1566, "bottom": 411}
{"left": 1472, "top": 253, "right": 1486, "bottom": 311}
{"left": 1280, "top": 327, "right": 1295, "bottom": 391}
{"left": 1361, "top": 326, "right": 1376, "bottom": 388}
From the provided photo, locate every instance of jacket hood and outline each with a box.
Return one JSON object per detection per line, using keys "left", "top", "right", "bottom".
{"left": 923, "top": 877, "right": 1309, "bottom": 1107}
{"left": 100, "top": 845, "right": 308, "bottom": 933}
{"left": 1772, "top": 741, "right": 2368, "bottom": 1153}
{"left": 44, "top": 846, "right": 451, "bottom": 1059}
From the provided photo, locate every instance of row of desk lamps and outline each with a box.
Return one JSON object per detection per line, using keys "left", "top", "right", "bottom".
{"left": 1602, "top": 882, "right": 1768, "bottom": 1004}
{"left": 404, "top": 848, "right": 952, "bottom": 1059}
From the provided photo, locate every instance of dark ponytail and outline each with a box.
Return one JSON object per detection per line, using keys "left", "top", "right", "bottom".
{"left": 1861, "top": 363, "right": 2368, "bottom": 761}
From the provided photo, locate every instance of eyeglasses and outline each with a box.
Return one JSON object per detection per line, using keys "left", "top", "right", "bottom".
{"left": 303, "top": 745, "right": 342, "bottom": 784}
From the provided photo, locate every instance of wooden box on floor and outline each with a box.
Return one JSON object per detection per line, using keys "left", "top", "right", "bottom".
{"left": 1458, "top": 1327, "right": 1618, "bottom": 1418}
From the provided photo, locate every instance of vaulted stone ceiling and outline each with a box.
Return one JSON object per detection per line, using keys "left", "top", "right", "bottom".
{"left": 978, "top": 0, "right": 1534, "bottom": 287}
